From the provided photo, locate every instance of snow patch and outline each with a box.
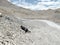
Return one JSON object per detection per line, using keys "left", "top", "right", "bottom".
{"left": 8, "top": 0, "right": 60, "bottom": 10}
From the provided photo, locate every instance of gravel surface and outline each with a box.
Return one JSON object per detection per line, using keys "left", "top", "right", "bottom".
{"left": 0, "top": 14, "right": 60, "bottom": 45}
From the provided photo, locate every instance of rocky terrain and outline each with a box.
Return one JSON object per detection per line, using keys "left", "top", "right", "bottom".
{"left": 0, "top": 0, "right": 60, "bottom": 45}
{"left": 0, "top": 13, "right": 60, "bottom": 45}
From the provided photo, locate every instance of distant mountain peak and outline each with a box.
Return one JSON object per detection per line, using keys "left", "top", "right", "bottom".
{"left": 8, "top": 0, "right": 60, "bottom": 10}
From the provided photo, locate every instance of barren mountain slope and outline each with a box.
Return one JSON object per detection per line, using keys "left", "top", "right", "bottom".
{"left": 0, "top": 0, "right": 37, "bottom": 16}
{"left": 0, "top": 0, "right": 60, "bottom": 45}
{"left": 0, "top": 0, "right": 60, "bottom": 24}
{"left": 0, "top": 13, "right": 60, "bottom": 45}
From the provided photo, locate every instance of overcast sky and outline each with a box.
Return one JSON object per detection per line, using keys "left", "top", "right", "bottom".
{"left": 8, "top": 0, "right": 60, "bottom": 10}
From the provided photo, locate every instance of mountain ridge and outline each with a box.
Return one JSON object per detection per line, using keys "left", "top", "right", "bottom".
{"left": 0, "top": 0, "right": 60, "bottom": 24}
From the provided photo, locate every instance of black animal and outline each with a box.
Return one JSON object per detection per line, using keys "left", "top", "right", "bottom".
{"left": 20, "top": 25, "right": 31, "bottom": 33}
{"left": 0, "top": 15, "right": 3, "bottom": 17}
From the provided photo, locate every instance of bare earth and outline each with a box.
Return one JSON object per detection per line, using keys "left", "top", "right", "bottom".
{"left": 0, "top": 0, "right": 60, "bottom": 45}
